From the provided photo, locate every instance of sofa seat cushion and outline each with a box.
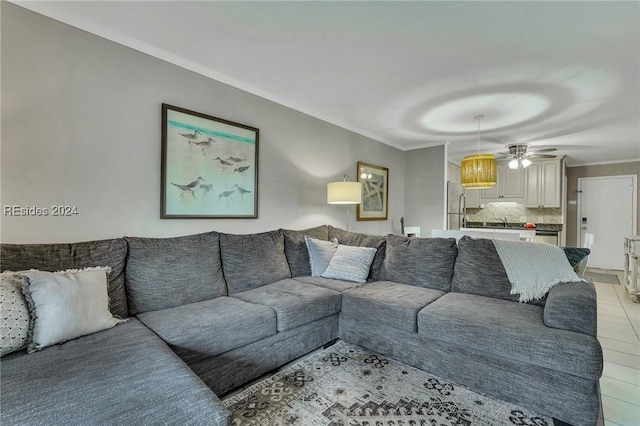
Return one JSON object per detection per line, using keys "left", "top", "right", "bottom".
{"left": 417, "top": 293, "right": 602, "bottom": 380}
{"left": 0, "top": 319, "right": 229, "bottom": 425}
{"left": 294, "top": 276, "right": 364, "bottom": 292}
{"left": 231, "top": 279, "right": 341, "bottom": 331}
{"left": 137, "top": 297, "right": 277, "bottom": 359}
{"left": 342, "top": 281, "right": 445, "bottom": 333}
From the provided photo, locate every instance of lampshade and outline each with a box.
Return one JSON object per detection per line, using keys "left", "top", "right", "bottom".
{"left": 460, "top": 154, "right": 497, "bottom": 189}
{"left": 327, "top": 181, "right": 362, "bottom": 204}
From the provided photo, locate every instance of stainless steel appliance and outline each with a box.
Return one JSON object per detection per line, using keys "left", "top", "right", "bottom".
{"left": 446, "top": 181, "right": 466, "bottom": 230}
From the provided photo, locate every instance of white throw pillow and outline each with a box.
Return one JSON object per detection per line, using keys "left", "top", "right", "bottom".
{"left": 305, "top": 236, "right": 339, "bottom": 276}
{"left": 20, "top": 267, "right": 125, "bottom": 352}
{"left": 321, "top": 245, "right": 377, "bottom": 283}
{"left": 0, "top": 272, "right": 32, "bottom": 356}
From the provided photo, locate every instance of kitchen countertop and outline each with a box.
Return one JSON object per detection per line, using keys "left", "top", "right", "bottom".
{"left": 465, "top": 222, "right": 562, "bottom": 232}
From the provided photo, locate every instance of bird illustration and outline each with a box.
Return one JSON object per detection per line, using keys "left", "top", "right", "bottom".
{"left": 213, "top": 157, "right": 233, "bottom": 173}
{"left": 218, "top": 190, "right": 235, "bottom": 206}
{"left": 233, "top": 166, "right": 251, "bottom": 180}
{"left": 190, "top": 138, "right": 216, "bottom": 156}
{"left": 232, "top": 184, "right": 252, "bottom": 200}
{"left": 171, "top": 182, "right": 195, "bottom": 200}
{"left": 187, "top": 176, "right": 205, "bottom": 188}
{"left": 178, "top": 130, "right": 201, "bottom": 141}
{"left": 200, "top": 183, "right": 213, "bottom": 199}
{"left": 226, "top": 156, "right": 246, "bottom": 163}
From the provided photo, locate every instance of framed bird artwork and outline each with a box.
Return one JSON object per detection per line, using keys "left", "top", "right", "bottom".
{"left": 161, "top": 104, "right": 259, "bottom": 218}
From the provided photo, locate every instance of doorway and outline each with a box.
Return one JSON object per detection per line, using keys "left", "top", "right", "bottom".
{"left": 577, "top": 175, "right": 637, "bottom": 270}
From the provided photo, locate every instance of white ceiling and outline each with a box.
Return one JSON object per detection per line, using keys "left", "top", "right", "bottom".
{"left": 13, "top": 1, "right": 640, "bottom": 166}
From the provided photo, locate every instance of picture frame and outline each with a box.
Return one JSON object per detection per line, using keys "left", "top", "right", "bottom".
{"left": 161, "top": 104, "right": 259, "bottom": 219}
{"left": 356, "top": 161, "right": 389, "bottom": 221}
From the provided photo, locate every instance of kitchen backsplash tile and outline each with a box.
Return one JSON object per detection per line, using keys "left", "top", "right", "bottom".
{"left": 465, "top": 202, "right": 562, "bottom": 224}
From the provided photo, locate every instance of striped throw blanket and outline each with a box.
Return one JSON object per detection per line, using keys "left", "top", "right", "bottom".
{"left": 493, "top": 239, "right": 587, "bottom": 302}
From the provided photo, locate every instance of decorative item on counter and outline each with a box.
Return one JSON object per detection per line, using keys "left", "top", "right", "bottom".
{"left": 524, "top": 223, "right": 536, "bottom": 229}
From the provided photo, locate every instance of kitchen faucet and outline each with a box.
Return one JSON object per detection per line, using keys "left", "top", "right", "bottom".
{"left": 496, "top": 217, "right": 508, "bottom": 227}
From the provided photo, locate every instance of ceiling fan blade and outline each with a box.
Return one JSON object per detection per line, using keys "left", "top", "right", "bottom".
{"left": 527, "top": 154, "right": 557, "bottom": 159}
{"left": 528, "top": 147, "right": 557, "bottom": 153}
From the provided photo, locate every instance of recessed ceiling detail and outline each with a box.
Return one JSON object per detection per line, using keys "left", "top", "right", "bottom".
{"left": 10, "top": 0, "right": 640, "bottom": 166}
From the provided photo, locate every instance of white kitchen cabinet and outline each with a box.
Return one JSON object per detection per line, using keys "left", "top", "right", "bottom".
{"left": 524, "top": 159, "right": 561, "bottom": 208}
{"left": 464, "top": 188, "right": 481, "bottom": 208}
{"left": 480, "top": 163, "right": 524, "bottom": 202}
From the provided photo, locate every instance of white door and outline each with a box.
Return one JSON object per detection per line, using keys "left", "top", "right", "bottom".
{"left": 578, "top": 175, "right": 637, "bottom": 270}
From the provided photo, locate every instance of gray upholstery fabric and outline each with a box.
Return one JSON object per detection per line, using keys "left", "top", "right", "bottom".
{"left": 451, "top": 236, "right": 546, "bottom": 305}
{"left": 327, "top": 226, "right": 386, "bottom": 281}
{"left": 342, "top": 281, "right": 444, "bottom": 332}
{"left": 379, "top": 235, "right": 457, "bottom": 291}
{"left": 138, "top": 297, "right": 277, "bottom": 362}
{"left": 125, "top": 232, "right": 226, "bottom": 315}
{"left": 281, "top": 226, "right": 329, "bottom": 276}
{"left": 0, "top": 239, "right": 128, "bottom": 318}
{"left": 339, "top": 317, "right": 600, "bottom": 426}
{"left": 544, "top": 281, "right": 597, "bottom": 336}
{"left": 199, "top": 315, "right": 339, "bottom": 395}
{"left": 293, "top": 276, "right": 364, "bottom": 292}
{"left": 417, "top": 293, "right": 602, "bottom": 380}
{"left": 220, "top": 230, "right": 291, "bottom": 294}
{"left": 0, "top": 319, "right": 229, "bottom": 426}
{"left": 231, "top": 279, "right": 341, "bottom": 331}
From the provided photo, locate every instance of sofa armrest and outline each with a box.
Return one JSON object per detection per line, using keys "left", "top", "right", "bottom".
{"left": 543, "top": 281, "right": 597, "bottom": 336}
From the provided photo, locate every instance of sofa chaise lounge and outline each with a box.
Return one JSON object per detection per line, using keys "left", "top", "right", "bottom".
{"left": 0, "top": 225, "right": 601, "bottom": 425}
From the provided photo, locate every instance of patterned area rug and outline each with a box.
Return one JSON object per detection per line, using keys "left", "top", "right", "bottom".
{"left": 223, "top": 340, "right": 552, "bottom": 425}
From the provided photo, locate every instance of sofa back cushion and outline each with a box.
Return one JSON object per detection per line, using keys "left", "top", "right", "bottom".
{"left": 281, "top": 225, "right": 329, "bottom": 277}
{"left": 327, "top": 226, "right": 386, "bottom": 281}
{"left": 379, "top": 235, "right": 457, "bottom": 291}
{"left": 125, "top": 232, "right": 226, "bottom": 315}
{"left": 0, "top": 239, "right": 128, "bottom": 318}
{"left": 220, "top": 230, "right": 291, "bottom": 294}
{"left": 451, "top": 236, "right": 546, "bottom": 305}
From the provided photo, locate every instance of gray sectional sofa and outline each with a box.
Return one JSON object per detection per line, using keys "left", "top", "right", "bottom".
{"left": 0, "top": 225, "right": 601, "bottom": 426}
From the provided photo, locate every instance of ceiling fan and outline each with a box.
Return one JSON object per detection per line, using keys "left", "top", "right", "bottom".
{"left": 496, "top": 144, "right": 557, "bottom": 169}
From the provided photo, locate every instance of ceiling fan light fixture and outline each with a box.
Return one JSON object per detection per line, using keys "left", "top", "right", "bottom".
{"left": 508, "top": 159, "right": 519, "bottom": 169}
{"left": 521, "top": 158, "right": 532, "bottom": 168}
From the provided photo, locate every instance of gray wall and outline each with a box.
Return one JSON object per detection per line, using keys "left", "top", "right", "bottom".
{"left": 565, "top": 161, "right": 640, "bottom": 246}
{"left": 1, "top": 3, "right": 407, "bottom": 243}
{"left": 403, "top": 145, "right": 446, "bottom": 236}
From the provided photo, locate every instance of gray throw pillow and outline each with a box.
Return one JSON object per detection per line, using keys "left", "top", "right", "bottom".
{"left": 304, "top": 236, "right": 338, "bottom": 276}
{"left": 380, "top": 235, "right": 457, "bottom": 291}
{"left": 220, "top": 230, "right": 291, "bottom": 294}
{"left": 281, "top": 226, "right": 329, "bottom": 276}
{"left": 125, "top": 232, "right": 226, "bottom": 315}
{"left": 321, "top": 245, "right": 377, "bottom": 283}
{"left": 0, "top": 239, "right": 128, "bottom": 318}
{"left": 328, "top": 226, "right": 386, "bottom": 281}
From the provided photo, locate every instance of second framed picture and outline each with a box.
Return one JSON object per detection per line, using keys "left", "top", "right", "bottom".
{"left": 356, "top": 161, "right": 389, "bottom": 221}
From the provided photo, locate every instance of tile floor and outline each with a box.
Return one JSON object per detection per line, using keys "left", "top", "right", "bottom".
{"left": 591, "top": 267, "right": 640, "bottom": 426}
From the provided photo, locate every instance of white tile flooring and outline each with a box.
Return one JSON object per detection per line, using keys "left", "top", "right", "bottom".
{"left": 591, "top": 268, "right": 640, "bottom": 426}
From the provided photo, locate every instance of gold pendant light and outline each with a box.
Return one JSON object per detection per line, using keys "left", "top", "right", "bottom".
{"left": 461, "top": 114, "right": 497, "bottom": 189}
